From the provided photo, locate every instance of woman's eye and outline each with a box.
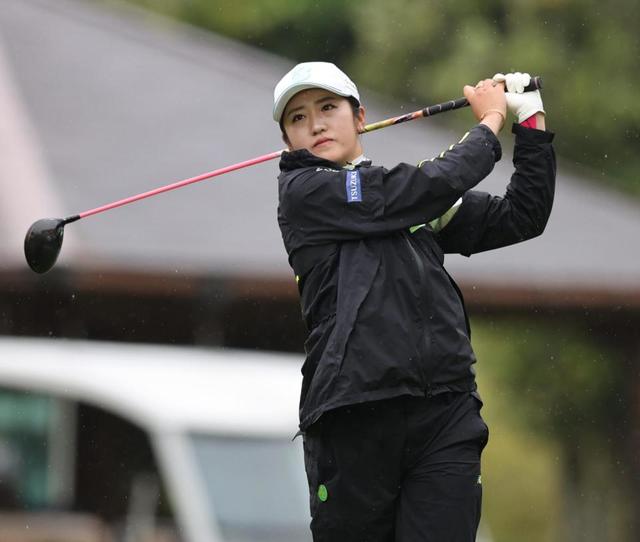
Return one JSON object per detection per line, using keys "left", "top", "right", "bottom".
{"left": 322, "top": 103, "right": 337, "bottom": 111}
{"left": 291, "top": 114, "right": 305, "bottom": 123}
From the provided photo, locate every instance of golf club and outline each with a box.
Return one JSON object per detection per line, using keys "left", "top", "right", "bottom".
{"left": 24, "top": 76, "right": 542, "bottom": 274}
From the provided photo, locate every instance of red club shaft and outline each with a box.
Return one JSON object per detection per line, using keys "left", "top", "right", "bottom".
{"left": 78, "top": 150, "right": 285, "bottom": 219}
{"left": 73, "top": 75, "right": 542, "bottom": 221}
{"left": 74, "top": 98, "right": 469, "bottom": 221}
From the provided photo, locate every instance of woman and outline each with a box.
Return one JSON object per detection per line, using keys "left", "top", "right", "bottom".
{"left": 275, "top": 61, "right": 554, "bottom": 541}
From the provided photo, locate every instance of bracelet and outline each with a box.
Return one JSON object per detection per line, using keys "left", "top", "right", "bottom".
{"left": 480, "top": 109, "right": 506, "bottom": 125}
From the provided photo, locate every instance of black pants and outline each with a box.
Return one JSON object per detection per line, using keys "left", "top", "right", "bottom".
{"left": 302, "top": 392, "right": 489, "bottom": 542}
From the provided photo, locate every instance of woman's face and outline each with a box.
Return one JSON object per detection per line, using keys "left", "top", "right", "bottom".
{"left": 282, "top": 88, "right": 365, "bottom": 166}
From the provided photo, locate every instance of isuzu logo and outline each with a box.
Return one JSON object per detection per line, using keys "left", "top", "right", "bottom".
{"left": 345, "top": 170, "right": 362, "bottom": 203}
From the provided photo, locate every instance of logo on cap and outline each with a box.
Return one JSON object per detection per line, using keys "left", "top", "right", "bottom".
{"left": 290, "top": 64, "right": 312, "bottom": 83}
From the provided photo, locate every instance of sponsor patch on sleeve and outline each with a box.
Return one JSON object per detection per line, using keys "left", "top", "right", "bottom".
{"left": 345, "top": 170, "right": 362, "bottom": 203}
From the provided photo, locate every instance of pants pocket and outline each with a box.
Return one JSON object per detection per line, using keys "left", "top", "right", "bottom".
{"left": 302, "top": 432, "right": 320, "bottom": 518}
{"left": 470, "top": 393, "right": 490, "bottom": 451}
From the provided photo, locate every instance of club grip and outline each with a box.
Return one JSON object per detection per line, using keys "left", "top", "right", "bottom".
{"left": 524, "top": 76, "right": 543, "bottom": 92}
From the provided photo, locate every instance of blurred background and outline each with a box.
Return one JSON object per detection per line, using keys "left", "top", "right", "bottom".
{"left": 0, "top": 0, "right": 638, "bottom": 541}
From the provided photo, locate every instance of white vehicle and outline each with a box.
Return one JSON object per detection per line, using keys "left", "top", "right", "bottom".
{"left": 0, "top": 336, "right": 311, "bottom": 542}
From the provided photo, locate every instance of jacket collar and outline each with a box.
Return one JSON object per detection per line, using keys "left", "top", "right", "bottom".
{"left": 344, "top": 154, "right": 372, "bottom": 170}
{"left": 279, "top": 149, "right": 371, "bottom": 172}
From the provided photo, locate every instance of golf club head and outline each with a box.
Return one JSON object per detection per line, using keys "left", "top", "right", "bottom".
{"left": 24, "top": 218, "right": 66, "bottom": 274}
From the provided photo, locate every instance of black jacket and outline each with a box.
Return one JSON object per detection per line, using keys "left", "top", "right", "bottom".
{"left": 278, "top": 123, "right": 556, "bottom": 430}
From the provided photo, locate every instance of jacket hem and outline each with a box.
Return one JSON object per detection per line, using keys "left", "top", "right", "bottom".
{"left": 299, "top": 380, "right": 477, "bottom": 431}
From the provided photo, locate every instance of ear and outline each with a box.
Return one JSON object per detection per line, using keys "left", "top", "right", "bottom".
{"left": 355, "top": 106, "right": 366, "bottom": 132}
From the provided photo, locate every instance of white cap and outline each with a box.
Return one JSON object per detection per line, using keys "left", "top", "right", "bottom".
{"left": 273, "top": 62, "right": 360, "bottom": 122}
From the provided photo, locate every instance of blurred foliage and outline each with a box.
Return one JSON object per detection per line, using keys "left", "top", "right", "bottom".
{"left": 106, "top": 0, "right": 640, "bottom": 196}
{"left": 472, "top": 344, "right": 563, "bottom": 542}
{"left": 478, "top": 318, "right": 626, "bottom": 445}
{"left": 472, "top": 318, "right": 632, "bottom": 542}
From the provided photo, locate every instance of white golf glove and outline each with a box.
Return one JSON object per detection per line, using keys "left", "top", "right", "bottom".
{"left": 493, "top": 72, "right": 544, "bottom": 123}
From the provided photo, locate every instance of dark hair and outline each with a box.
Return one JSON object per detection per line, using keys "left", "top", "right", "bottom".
{"left": 280, "top": 96, "right": 361, "bottom": 138}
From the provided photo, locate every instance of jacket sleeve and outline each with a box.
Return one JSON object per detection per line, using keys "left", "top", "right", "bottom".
{"left": 278, "top": 125, "right": 501, "bottom": 247}
{"left": 435, "top": 124, "right": 556, "bottom": 255}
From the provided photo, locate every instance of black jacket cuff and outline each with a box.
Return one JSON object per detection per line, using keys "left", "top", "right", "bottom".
{"left": 511, "top": 122, "right": 555, "bottom": 143}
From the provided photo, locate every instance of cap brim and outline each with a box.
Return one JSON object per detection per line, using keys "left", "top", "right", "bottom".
{"left": 273, "top": 83, "right": 358, "bottom": 122}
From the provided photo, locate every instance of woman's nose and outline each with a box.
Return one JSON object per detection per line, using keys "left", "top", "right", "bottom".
{"left": 311, "top": 114, "right": 326, "bottom": 135}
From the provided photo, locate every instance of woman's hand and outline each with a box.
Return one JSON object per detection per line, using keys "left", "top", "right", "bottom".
{"left": 463, "top": 79, "right": 507, "bottom": 135}
{"left": 492, "top": 72, "right": 546, "bottom": 130}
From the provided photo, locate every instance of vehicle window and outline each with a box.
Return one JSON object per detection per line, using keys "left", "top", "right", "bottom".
{"left": 0, "top": 388, "right": 56, "bottom": 509}
{"left": 191, "top": 434, "right": 311, "bottom": 542}
{"left": 0, "top": 387, "right": 182, "bottom": 542}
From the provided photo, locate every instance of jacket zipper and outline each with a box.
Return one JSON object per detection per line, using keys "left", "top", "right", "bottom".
{"left": 401, "top": 231, "right": 432, "bottom": 395}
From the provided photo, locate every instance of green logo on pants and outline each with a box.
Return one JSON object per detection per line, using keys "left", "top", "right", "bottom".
{"left": 318, "top": 484, "right": 328, "bottom": 502}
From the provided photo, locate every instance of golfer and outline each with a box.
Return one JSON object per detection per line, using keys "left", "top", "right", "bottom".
{"left": 275, "top": 62, "right": 555, "bottom": 541}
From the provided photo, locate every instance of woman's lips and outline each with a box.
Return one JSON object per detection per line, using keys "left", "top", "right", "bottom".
{"left": 313, "top": 138, "right": 333, "bottom": 148}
